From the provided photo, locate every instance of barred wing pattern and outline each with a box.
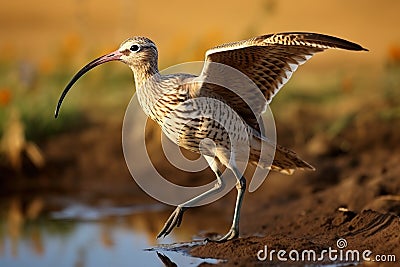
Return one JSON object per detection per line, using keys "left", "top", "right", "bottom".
{"left": 196, "top": 32, "right": 367, "bottom": 132}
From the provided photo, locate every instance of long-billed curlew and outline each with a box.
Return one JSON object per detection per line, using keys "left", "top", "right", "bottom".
{"left": 55, "top": 32, "right": 367, "bottom": 242}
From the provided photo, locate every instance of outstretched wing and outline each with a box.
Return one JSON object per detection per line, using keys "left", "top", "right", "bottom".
{"left": 193, "top": 32, "right": 367, "bottom": 132}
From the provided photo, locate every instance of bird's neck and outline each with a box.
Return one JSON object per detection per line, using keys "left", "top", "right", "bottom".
{"left": 131, "top": 62, "right": 164, "bottom": 119}
{"left": 131, "top": 62, "right": 160, "bottom": 90}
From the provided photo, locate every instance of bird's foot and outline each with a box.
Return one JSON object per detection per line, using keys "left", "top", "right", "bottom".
{"left": 205, "top": 228, "right": 238, "bottom": 243}
{"left": 157, "top": 206, "right": 186, "bottom": 238}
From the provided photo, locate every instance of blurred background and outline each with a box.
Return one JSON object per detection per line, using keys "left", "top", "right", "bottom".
{"left": 1, "top": 0, "right": 400, "bottom": 266}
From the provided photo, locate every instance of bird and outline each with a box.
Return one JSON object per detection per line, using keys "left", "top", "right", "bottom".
{"left": 55, "top": 32, "right": 367, "bottom": 242}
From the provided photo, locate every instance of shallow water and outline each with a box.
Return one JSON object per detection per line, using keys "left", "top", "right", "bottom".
{"left": 0, "top": 200, "right": 221, "bottom": 267}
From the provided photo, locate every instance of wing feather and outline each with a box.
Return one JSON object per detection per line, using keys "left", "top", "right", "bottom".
{"left": 193, "top": 32, "right": 366, "bottom": 132}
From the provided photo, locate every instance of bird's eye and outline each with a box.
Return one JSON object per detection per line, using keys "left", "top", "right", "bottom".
{"left": 130, "top": 44, "right": 140, "bottom": 52}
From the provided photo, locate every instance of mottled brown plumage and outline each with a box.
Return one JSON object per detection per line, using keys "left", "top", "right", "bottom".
{"left": 55, "top": 32, "right": 367, "bottom": 242}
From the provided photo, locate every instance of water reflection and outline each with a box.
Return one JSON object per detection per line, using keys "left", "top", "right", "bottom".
{"left": 0, "top": 197, "right": 222, "bottom": 267}
{"left": 2, "top": 197, "right": 45, "bottom": 259}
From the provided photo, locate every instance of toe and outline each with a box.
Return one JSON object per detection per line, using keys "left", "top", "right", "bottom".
{"left": 205, "top": 228, "right": 238, "bottom": 243}
{"left": 157, "top": 206, "right": 185, "bottom": 239}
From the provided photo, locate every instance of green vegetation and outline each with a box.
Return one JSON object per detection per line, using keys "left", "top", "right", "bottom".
{"left": 0, "top": 55, "right": 134, "bottom": 143}
{"left": 0, "top": 59, "right": 80, "bottom": 142}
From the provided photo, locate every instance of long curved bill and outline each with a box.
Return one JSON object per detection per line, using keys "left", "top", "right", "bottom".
{"left": 54, "top": 50, "right": 123, "bottom": 118}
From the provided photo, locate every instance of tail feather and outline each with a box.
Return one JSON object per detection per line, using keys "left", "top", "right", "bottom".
{"left": 270, "top": 144, "right": 315, "bottom": 175}
{"left": 250, "top": 136, "right": 315, "bottom": 175}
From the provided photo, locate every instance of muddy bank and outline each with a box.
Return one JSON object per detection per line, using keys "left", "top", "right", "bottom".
{"left": 189, "top": 106, "right": 400, "bottom": 266}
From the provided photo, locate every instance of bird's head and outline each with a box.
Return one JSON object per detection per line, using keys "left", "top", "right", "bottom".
{"left": 54, "top": 37, "right": 158, "bottom": 118}
{"left": 118, "top": 37, "right": 158, "bottom": 68}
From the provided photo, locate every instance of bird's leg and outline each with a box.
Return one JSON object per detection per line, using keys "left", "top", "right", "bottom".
{"left": 157, "top": 156, "right": 225, "bottom": 239}
{"left": 207, "top": 175, "right": 246, "bottom": 243}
